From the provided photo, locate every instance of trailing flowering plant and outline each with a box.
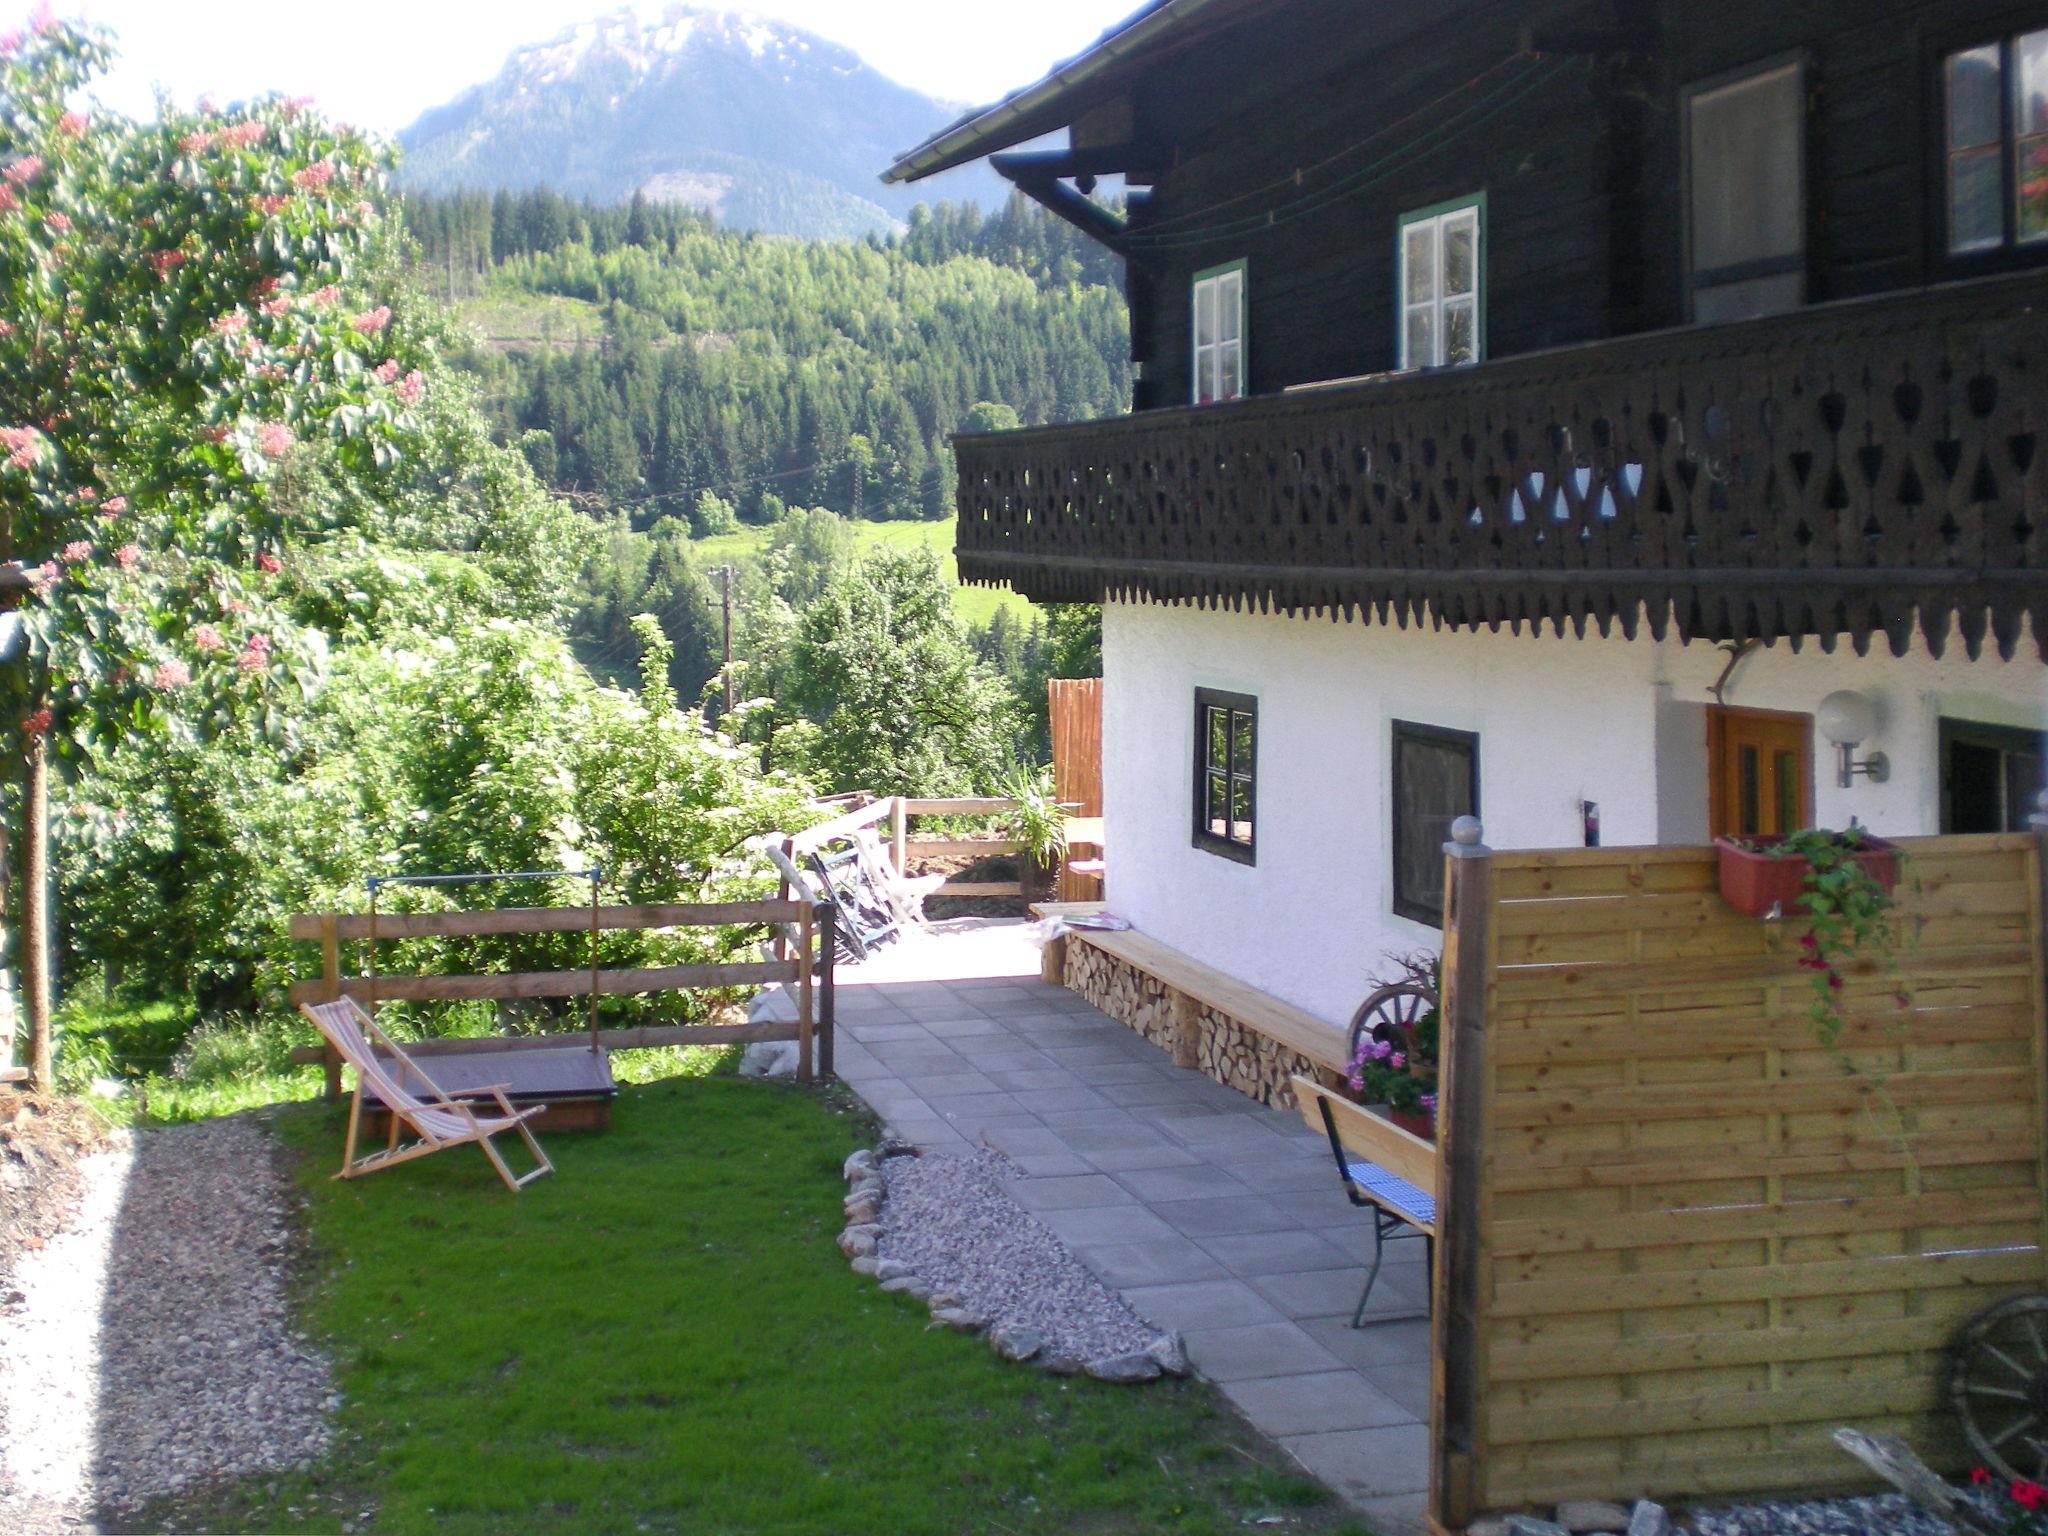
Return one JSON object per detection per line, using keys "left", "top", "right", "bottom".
{"left": 0, "top": 12, "right": 434, "bottom": 759}
{"left": 1764, "top": 825, "right": 1910, "bottom": 1043}
{"left": 1969, "top": 1467, "right": 2048, "bottom": 1533}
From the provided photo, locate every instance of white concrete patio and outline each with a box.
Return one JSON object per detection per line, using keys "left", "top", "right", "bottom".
{"left": 829, "top": 919, "right": 1432, "bottom": 1533}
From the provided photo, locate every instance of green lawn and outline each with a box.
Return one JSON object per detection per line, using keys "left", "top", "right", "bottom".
{"left": 162, "top": 1072, "right": 1366, "bottom": 1536}
{"left": 693, "top": 517, "right": 1024, "bottom": 628}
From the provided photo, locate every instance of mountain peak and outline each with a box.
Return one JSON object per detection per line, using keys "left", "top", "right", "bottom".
{"left": 397, "top": 5, "right": 1001, "bottom": 238}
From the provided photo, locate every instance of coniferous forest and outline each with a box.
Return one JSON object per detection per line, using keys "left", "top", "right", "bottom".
{"left": 400, "top": 187, "right": 1122, "bottom": 781}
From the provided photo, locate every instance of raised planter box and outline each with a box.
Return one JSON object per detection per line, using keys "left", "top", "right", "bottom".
{"left": 1713, "top": 833, "right": 1901, "bottom": 920}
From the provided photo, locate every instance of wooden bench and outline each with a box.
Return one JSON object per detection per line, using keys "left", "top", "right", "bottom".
{"left": 1029, "top": 902, "right": 1347, "bottom": 1075}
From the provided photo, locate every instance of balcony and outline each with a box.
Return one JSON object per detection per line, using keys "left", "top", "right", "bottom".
{"left": 954, "top": 272, "right": 2048, "bottom": 659}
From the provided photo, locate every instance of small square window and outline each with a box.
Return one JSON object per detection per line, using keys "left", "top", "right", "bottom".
{"left": 1391, "top": 721, "right": 1479, "bottom": 926}
{"left": 1193, "top": 689, "right": 1256, "bottom": 862}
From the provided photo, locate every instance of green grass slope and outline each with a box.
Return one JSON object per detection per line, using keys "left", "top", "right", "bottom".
{"left": 159, "top": 1075, "right": 1365, "bottom": 1536}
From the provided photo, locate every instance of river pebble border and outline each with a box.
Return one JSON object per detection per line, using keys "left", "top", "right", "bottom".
{"left": 836, "top": 1139, "right": 1187, "bottom": 1383}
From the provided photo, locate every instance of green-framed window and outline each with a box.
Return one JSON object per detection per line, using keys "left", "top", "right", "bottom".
{"left": 1191, "top": 260, "right": 1246, "bottom": 404}
{"left": 1397, "top": 197, "right": 1484, "bottom": 370}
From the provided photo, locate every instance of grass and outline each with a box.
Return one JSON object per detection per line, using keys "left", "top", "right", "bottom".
{"left": 693, "top": 516, "right": 1025, "bottom": 628}
{"left": 56, "top": 992, "right": 731, "bottom": 1129}
{"left": 154, "top": 1068, "right": 1366, "bottom": 1536}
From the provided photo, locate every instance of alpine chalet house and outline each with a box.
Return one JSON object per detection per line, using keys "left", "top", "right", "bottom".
{"left": 887, "top": 0, "right": 2048, "bottom": 1030}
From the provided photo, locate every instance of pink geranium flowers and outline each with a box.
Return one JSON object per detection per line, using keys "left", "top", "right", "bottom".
{"left": 237, "top": 632, "right": 273, "bottom": 671}
{"left": 350, "top": 305, "right": 391, "bottom": 334}
{"left": 256, "top": 422, "right": 294, "bottom": 458}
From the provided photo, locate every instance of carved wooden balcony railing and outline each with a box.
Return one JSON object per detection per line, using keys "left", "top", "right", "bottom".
{"left": 955, "top": 272, "right": 2048, "bottom": 659}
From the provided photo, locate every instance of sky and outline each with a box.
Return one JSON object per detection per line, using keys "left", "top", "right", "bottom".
{"left": 69, "top": 0, "right": 1139, "bottom": 134}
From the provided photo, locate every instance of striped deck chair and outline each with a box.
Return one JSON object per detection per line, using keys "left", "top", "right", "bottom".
{"left": 299, "top": 998, "right": 553, "bottom": 1192}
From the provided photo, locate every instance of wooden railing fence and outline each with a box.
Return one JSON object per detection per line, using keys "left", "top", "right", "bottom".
{"left": 1430, "top": 828, "right": 2048, "bottom": 1527}
{"left": 286, "top": 898, "right": 835, "bottom": 1094}
{"left": 954, "top": 270, "right": 2048, "bottom": 660}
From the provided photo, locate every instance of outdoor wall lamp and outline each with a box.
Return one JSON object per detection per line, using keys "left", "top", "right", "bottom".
{"left": 1816, "top": 689, "right": 1889, "bottom": 789}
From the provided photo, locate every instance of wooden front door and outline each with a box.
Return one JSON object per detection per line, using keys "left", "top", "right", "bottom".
{"left": 1709, "top": 707, "right": 1813, "bottom": 839}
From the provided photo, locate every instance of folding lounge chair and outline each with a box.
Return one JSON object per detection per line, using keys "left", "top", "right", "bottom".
{"left": 299, "top": 998, "right": 554, "bottom": 1192}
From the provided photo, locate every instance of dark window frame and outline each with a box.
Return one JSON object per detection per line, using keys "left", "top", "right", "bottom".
{"left": 1192, "top": 688, "right": 1257, "bottom": 864}
{"left": 1930, "top": 16, "right": 2048, "bottom": 274}
{"left": 1391, "top": 720, "right": 1480, "bottom": 927}
{"left": 1939, "top": 715, "right": 2046, "bottom": 830}
{"left": 1678, "top": 50, "right": 1811, "bottom": 323}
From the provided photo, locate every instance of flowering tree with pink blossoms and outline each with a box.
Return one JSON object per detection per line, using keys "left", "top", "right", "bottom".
{"left": 0, "top": 13, "right": 439, "bottom": 1082}
{"left": 0, "top": 14, "right": 438, "bottom": 759}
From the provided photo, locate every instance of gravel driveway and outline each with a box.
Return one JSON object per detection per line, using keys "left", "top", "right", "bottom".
{"left": 0, "top": 1114, "right": 335, "bottom": 1533}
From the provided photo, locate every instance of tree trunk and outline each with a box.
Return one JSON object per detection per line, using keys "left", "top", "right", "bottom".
{"left": 22, "top": 734, "right": 50, "bottom": 1094}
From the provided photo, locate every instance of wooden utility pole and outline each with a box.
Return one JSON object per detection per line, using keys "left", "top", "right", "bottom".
{"left": 719, "top": 565, "right": 734, "bottom": 715}
{"left": 21, "top": 731, "right": 49, "bottom": 1094}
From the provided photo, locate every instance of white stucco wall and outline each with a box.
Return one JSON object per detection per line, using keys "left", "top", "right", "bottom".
{"left": 1099, "top": 601, "right": 2048, "bottom": 1027}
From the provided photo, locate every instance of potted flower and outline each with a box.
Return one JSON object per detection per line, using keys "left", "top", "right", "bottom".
{"left": 1343, "top": 953, "right": 1441, "bottom": 1138}
{"left": 1716, "top": 823, "right": 1900, "bottom": 920}
{"left": 999, "top": 765, "right": 1068, "bottom": 902}
{"left": 1716, "top": 824, "right": 1909, "bottom": 1042}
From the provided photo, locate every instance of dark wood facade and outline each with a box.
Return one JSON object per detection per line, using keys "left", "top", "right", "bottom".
{"left": 890, "top": 0, "right": 2048, "bottom": 653}
{"left": 1112, "top": 0, "right": 2048, "bottom": 408}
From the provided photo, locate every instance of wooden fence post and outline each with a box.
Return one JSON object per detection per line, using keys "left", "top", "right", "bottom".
{"left": 817, "top": 901, "right": 836, "bottom": 1080}
{"left": 21, "top": 736, "right": 50, "bottom": 1095}
{"left": 796, "top": 900, "right": 814, "bottom": 1085}
{"left": 318, "top": 914, "right": 343, "bottom": 1101}
{"left": 1430, "top": 814, "right": 1492, "bottom": 1533}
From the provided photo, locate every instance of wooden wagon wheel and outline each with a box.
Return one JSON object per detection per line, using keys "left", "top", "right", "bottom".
{"left": 1948, "top": 1292, "right": 2048, "bottom": 1482}
{"left": 1346, "top": 982, "right": 1438, "bottom": 1065}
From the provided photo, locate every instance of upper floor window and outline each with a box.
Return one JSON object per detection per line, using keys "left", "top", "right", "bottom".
{"left": 1946, "top": 29, "right": 2048, "bottom": 253}
{"left": 1192, "top": 688, "right": 1256, "bottom": 863}
{"left": 1398, "top": 198, "right": 1483, "bottom": 370}
{"left": 1685, "top": 59, "right": 1806, "bottom": 322}
{"left": 1191, "top": 261, "right": 1245, "bottom": 404}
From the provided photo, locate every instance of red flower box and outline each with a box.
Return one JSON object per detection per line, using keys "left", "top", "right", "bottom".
{"left": 1714, "top": 834, "right": 1901, "bottom": 920}
{"left": 1385, "top": 1105, "right": 1437, "bottom": 1142}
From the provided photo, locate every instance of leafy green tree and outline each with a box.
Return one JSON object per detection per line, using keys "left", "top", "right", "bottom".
{"left": 777, "top": 547, "right": 1019, "bottom": 795}
{"left": 690, "top": 489, "right": 739, "bottom": 536}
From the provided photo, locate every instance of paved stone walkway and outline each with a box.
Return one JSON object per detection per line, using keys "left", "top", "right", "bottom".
{"left": 830, "top": 937, "right": 1431, "bottom": 1533}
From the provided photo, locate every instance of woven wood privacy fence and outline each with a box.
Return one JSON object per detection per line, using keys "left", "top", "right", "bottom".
{"left": 1430, "top": 832, "right": 2048, "bottom": 1527}
{"left": 1049, "top": 678, "right": 1103, "bottom": 817}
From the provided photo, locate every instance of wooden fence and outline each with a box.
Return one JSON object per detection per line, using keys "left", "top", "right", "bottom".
{"left": 1429, "top": 830, "right": 2048, "bottom": 1527}
{"left": 286, "top": 898, "right": 834, "bottom": 1092}
{"left": 1049, "top": 679, "right": 1104, "bottom": 903}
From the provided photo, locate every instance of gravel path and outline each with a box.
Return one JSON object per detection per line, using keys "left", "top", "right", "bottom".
{"left": 0, "top": 1116, "right": 335, "bottom": 1532}
{"left": 879, "top": 1149, "right": 1166, "bottom": 1366}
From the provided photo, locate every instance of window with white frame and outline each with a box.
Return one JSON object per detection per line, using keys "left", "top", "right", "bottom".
{"left": 1397, "top": 200, "right": 1483, "bottom": 370}
{"left": 1191, "top": 262, "right": 1245, "bottom": 404}
{"left": 1944, "top": 27, "right": 2048, "bottom": 253}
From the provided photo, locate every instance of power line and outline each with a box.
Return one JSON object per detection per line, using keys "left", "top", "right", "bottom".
{"left": 1119, "top": 54, "right": 1586, "bottom": 253}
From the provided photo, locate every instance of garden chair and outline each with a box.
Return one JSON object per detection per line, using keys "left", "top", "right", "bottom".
{"left": 1315, "top": 1096, "right": 1434, "bottom": 1328}
{"left": 299, "top": 998, "right": 553, "bottom": 1192}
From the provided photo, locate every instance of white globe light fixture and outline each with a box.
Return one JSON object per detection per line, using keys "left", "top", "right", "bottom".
{"left": 1816, "top": 689, "right": 1888, "bottom": 788}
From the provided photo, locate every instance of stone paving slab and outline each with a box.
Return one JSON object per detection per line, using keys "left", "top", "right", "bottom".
{"left": 829, "top": 925, "right": 1431, "bottom": 1531}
